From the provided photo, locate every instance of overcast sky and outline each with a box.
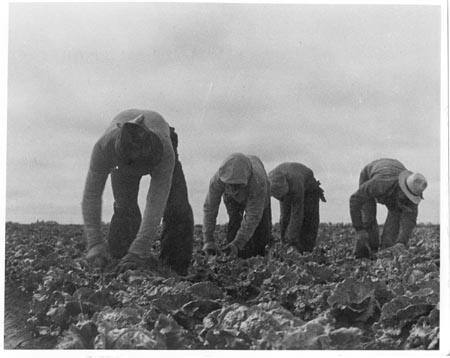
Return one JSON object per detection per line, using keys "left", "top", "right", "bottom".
{"left": 7, "top": 3, "right": 442, "bottom": 225}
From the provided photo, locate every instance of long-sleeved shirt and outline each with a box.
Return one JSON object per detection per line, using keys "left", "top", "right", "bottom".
{"left": 203, "top": 154, "right": 270, "bottom": 249}
{"left": 349, "top": 158, "right": 418, "bottom": 232}
{"left": 81, "top": 109, "right": 175, "bottom": 257}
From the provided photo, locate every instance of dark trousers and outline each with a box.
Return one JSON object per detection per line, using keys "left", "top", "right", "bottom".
{"left": 107, "top": 128, "right": 194, "bottom": 275}
{"left": 280, "top": 189, "right": 320, "bottom": 253}
{"left": 224, "top": 195, "right": 272, "bottom": 259}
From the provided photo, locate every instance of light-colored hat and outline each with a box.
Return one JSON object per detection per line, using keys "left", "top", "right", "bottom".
{"left": 398, "top": 170, "right": 427, "bottom": 205}
{"left": 218, "top": 153, "right": 252, "bottom": 185}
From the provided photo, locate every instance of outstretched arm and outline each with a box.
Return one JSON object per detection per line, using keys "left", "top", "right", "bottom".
{"left": 82, "top": 140, "right": 111, "bottom": 250}
{"left": 232, "top": 180, "right": 267, "bottom": 250}
{"left": 203, "top": 173, "right": 225, "bottom": 243}
{"left": 128, "top": 137, "right": 175, "bottom": 257}
{"left": 279, "top": 197, "right": 291, "bottom": 242}
{"left": 350, "top": 179, "right": 389, "bottom": 230}
{"left": 286, "top": 191, "right": 305, "bottom": 242}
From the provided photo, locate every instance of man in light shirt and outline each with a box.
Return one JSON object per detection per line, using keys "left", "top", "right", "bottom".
{"left": 82, "top": 109, "right": 193, "bottom": 275}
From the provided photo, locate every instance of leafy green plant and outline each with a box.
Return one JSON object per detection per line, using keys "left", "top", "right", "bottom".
{"left": 5, "top": 222, "right": 439, "bottom": 350}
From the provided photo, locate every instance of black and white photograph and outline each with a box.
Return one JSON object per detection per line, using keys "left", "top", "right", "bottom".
{"left": 2, "top": 0, "right": 446, "bottom": 352}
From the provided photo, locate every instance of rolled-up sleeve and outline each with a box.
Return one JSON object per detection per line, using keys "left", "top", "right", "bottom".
{"left": 203, "top": 173, "right": 224, "bottom": 243}
{"left": 232, "top": 180, "right": 267, "bottom": 249}
{"left": 82, "top": 141, "right": 111, "bottom": 250}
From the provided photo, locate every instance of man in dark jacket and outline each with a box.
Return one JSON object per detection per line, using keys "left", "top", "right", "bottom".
{"left": 82, "top": 109, "right": 194, "bottom": 275}
{"left": 350, "top": 158, "right": 427, "bottom": 259}
{"left": 269, "top": 162, "right": 326, "bottom": 253}
{"left": 202, "top": 153, "right": 272, "bottom": 259}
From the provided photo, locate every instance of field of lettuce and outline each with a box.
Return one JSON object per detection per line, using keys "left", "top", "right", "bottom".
{"left": 5, "top": 221, "right": 439, "bottom": 350}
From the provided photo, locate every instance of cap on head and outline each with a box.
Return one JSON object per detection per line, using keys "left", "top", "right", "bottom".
{"left": 398, "top": 170, "right": 427, "bottom": 205}
{"left": 268, "top": 170, "right": 289, "bottom": 199}
{"left": 218, "top": 153, "right": 251, "bottom": 185}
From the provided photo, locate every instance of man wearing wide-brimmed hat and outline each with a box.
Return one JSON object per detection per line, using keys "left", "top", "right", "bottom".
{"left": 349, "top": 158, "right": 427, "bottom": 259}
{"left": 202, "top": 153, "right": 272, "bottom": 258}
{"left": 82, "top": 109, "right": 193, "bottom": 274}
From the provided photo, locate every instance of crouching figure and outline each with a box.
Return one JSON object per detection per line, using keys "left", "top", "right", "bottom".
{"left": 268, "top": 162, "right": 326, "bottom": 253}
{"left": 82, "top": 109, "right": 194, "bottom": 275}
{"left": 202, "top": 153, "right": 272, "bottom": 259}
{"left": 350, "top": 158, "right": 427, "bottom": 259}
